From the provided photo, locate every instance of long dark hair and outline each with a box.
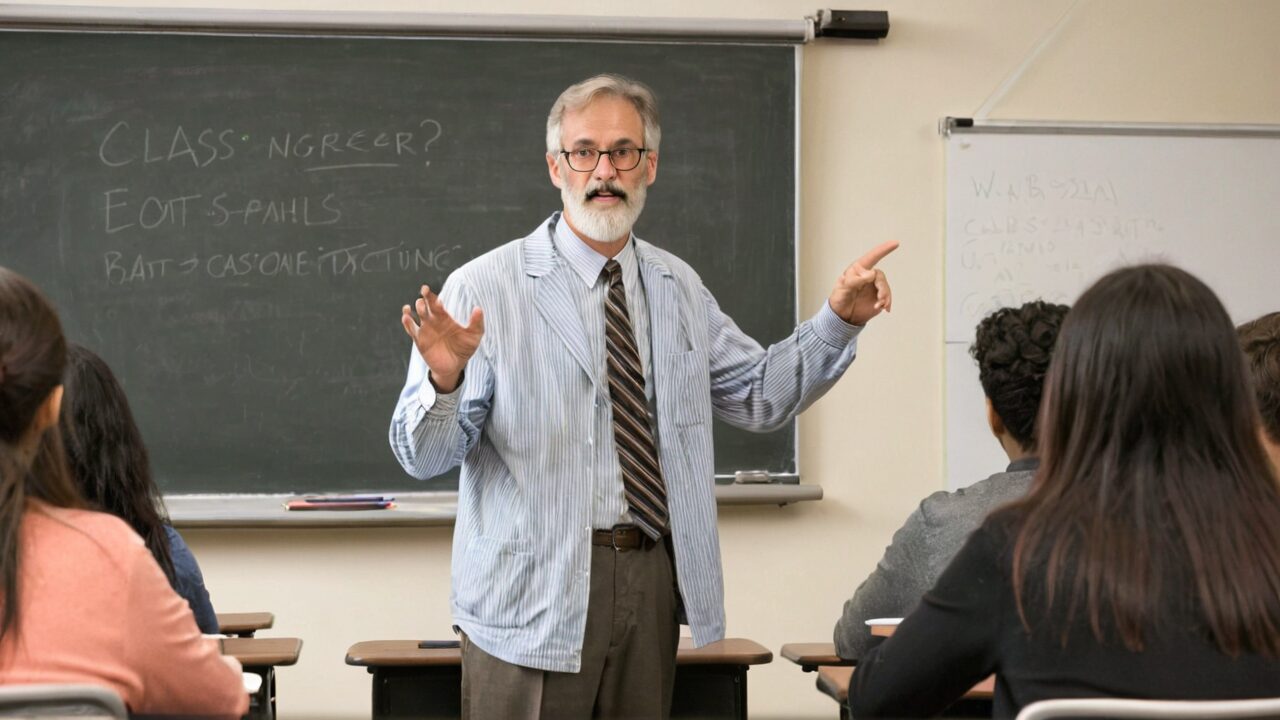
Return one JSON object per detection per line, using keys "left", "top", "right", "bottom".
{"left": 58, "top": 345, "right": 176, "bottom": 585}
{"left": 0, "top": 266, "right": 80, "bottom": 641}
{"left": 1003, "top": 264, "right": 1280, "bottom": 657}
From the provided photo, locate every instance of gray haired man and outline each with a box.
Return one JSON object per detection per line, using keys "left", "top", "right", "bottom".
{"left": 391, "top": 74, "right": 898, "bottom": 719}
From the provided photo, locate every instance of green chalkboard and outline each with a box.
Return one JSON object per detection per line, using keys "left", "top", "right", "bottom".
{"left": 0, "top": 29, "right": 797, "bottom": 494}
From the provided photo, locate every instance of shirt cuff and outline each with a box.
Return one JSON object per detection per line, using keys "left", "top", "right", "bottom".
{"left": 813, "top": 300, "right": 864, "bottom": 348}
{"left": 418, "top": 372, "right": 462, "bottom": 417}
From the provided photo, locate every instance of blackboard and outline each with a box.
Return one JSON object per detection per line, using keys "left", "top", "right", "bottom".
{"left": 0, "top": 29, "right": 798, "bottom": 494}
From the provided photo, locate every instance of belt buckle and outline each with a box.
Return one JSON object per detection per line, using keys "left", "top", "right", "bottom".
{"left": 611, "top": 526, "right": 625, "bottom": 551}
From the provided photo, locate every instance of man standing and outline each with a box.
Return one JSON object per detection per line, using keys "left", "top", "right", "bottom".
{"left": 390, "top": 74, "right": 896, "bottom": 719}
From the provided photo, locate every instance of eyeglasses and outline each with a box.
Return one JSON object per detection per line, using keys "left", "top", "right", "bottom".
{"left": 559, "top": 147, "right": 648, "bottom": 172}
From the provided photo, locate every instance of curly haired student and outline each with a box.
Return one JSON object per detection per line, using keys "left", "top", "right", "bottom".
{"left": 834, "top": 300, "right": 1069, "bottom": 661}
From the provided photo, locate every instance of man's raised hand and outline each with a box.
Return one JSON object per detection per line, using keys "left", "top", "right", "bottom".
{"left": 827, "top": 240, "right": 899, "bottom": 326}
{"left": 400, "top": 285, "right": 484, "bottom": 393}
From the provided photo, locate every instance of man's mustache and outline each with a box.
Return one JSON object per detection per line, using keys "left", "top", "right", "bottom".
{"left": 586, "top": 183, "right": 628, "bottom": 202}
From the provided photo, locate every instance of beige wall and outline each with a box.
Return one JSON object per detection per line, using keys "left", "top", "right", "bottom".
{"left": 23, "top": 1, "right": 1280, "bottom": 717}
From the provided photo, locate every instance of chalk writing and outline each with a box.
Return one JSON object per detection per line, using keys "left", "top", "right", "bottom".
{"left": 104, "top": 189, "right": 203, "bottom": 233}
{"left": 98, "top": 122, "right": 238, "bottom": 168}
{"left": 265, "top": 119, "right": 442, "bottom": 170}
{"left": 96, "top": 119, "right": 444, "bottom": 172}
{"left": 103, "top": 190, "right": 343, "bottom": 231}
{"left": 210, "top": 193, "right": 341, "bottom": 226}
{"left": 102, "top": 243, "right": 462, "bottom": 285}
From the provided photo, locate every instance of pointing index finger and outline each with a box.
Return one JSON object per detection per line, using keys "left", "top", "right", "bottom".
{"left": 855, "top": 240, "right": 900, "bottom": 270}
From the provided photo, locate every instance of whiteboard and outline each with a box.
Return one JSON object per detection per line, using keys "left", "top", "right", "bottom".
{"left": 945, "top": 128, "right": 1280, "bottom": 489}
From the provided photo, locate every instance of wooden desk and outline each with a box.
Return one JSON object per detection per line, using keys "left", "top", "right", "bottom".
{"left": 780, "top": 642, "right": 854, "bottom": 672}
{"left": 671, "top": 638, "right": 772, "bottom": 720}
{"left": 222, "top": 637, "right": 302, "bottom": 720}
{"left": 217, "top": 611, "right": 275, "bottom": 638}
{"left": 817, "top": 665, "right": 996, "bottom": 704}
{"left": 346, "top": 637, "right": 772, "bottom": 720}
{"left": 782, "top": 641, "right": 994, "bottom": 719}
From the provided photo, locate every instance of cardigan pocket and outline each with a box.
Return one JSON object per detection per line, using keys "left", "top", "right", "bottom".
{"left": 453, "top": 534, "right": 538, "bottom": 629}
{"left": 660, "top": 350, "right": 711, "bottom": 428}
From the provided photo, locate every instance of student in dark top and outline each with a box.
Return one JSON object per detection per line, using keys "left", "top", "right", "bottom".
{"left": 834, "top": 300, "right": 1068, "bottom": 660}
{"left": 1239, "top": 311, "right": 1280, "bottom": 473}
{"left": 848, "top": 265, "right": 1280, "bottom": 719}
{"left": 58, "top": 344, "right": 219, "bottom": 634}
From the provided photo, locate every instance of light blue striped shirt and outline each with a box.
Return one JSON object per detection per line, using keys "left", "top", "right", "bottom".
{"left": 390, "top": 213, "right": 861, "bottom": 672}
{"left": 550, "top": 219, "right": 648, "bottom": 529}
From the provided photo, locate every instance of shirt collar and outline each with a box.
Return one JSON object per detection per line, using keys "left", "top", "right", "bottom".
{"left": 553, "top": 215, "right": 637, "bottom": 288}
{"left": 1006, "top": 456, "right": 1040, "bottom": 474}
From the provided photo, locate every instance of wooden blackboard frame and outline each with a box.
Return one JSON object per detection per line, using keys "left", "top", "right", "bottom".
{"left": 0, "top": 5, "right": 816, "bottom": 42}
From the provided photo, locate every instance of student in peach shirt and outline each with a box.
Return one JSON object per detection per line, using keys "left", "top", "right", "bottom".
{"left": 0, "top": 266, "right": 247, "bottom": 717}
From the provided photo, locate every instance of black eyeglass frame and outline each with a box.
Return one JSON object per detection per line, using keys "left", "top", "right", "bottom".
{"left": 558, "top": 147, "right": 649, "bottom": 172}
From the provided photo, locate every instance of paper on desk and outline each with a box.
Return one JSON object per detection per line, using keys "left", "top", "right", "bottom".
{"left": 864, "top": 617, "right": 902, "bottom": 626}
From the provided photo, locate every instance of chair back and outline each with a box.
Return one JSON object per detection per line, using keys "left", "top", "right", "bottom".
{"left": 1017, "top": 697, "right": 1280, "bottom": 720}
{"left": 0, "top": 684, "right": 128, "bottom": 718}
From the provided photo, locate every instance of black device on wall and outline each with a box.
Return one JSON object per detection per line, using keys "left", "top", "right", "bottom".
{"left": 816, "top": 9, "right": 890, "bottom": 40}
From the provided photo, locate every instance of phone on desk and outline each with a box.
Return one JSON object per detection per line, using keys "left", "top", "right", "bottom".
{"left": 418, "top": 640, "right": 461, "bottom": 649}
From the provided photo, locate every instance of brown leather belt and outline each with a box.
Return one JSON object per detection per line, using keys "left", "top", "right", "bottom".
{"left": 592, "top": 525, "right": 659, "bottom": 551}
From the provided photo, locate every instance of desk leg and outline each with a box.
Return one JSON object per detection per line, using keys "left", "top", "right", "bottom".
{"left": 368, "top": 666, "right": 462, "bottom": 720}
{"left": 242, "top": 667, "right": 274, "bottom": 720}
{"left": 671, "top": 664, "right": 748, "bottom": 720}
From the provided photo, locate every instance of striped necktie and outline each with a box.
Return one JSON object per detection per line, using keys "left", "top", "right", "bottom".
{"left": 602, "top": 259, "right": 668, "bottom": 540}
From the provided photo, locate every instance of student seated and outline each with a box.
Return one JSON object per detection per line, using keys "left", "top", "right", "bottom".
{"left": 59, "top": 344, "right": 219, "bottom": 634}
{"left": 1239, "top": 311, "right": 1280, "bottom": 473}
{"left": 848, "top": 265, "right": 1280, "bottom": 719}
{"left": 834, "top": 300, "right": 1068, "bottom": 660}
{"left": 0, "top": 267, "right": 246, "bottom": 716}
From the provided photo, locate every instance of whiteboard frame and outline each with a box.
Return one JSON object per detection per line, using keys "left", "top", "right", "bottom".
{"left": 941, "top": 117, "right": 1280, "bottom": 138}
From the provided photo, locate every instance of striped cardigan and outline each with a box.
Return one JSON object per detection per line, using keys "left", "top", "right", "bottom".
{"left": 390, "top": 213, "right": 860, "bottom": 672}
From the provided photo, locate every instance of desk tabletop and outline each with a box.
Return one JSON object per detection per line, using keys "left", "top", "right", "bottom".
{"left": 346, "top": 641, "right": 461, "bottom": 668}
{"left": 780, "top": 622, "right": 896, "bottom": 670}
{"left": 779, "top": 642, "right": 853, "bottom": 669}
{"left": 675, "top": 637, "right": 772, "bottom": 665}
{"left": 217, "top": 612, "right": 275, "bottom": 636}
{"left": 346, "top": 638, "right": 772, "bottom": 668}
{"left": 817, "top": 665, "right": 995, "bottom": 704}
{"left": 222, "top": 637, "right": 302, "bottom": 667}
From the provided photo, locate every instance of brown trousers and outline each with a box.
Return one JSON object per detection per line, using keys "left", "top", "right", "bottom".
{"left": 461, "top": 536, "right": 679, "bottom": 720}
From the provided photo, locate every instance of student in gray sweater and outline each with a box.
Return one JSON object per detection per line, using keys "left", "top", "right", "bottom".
{"left": 834, "top": 300, "right": 1068, "bottom": 660}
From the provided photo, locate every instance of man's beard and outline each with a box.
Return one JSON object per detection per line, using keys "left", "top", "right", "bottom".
{"left": 561, "top": 172, "right": 647, "bottom": 245}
